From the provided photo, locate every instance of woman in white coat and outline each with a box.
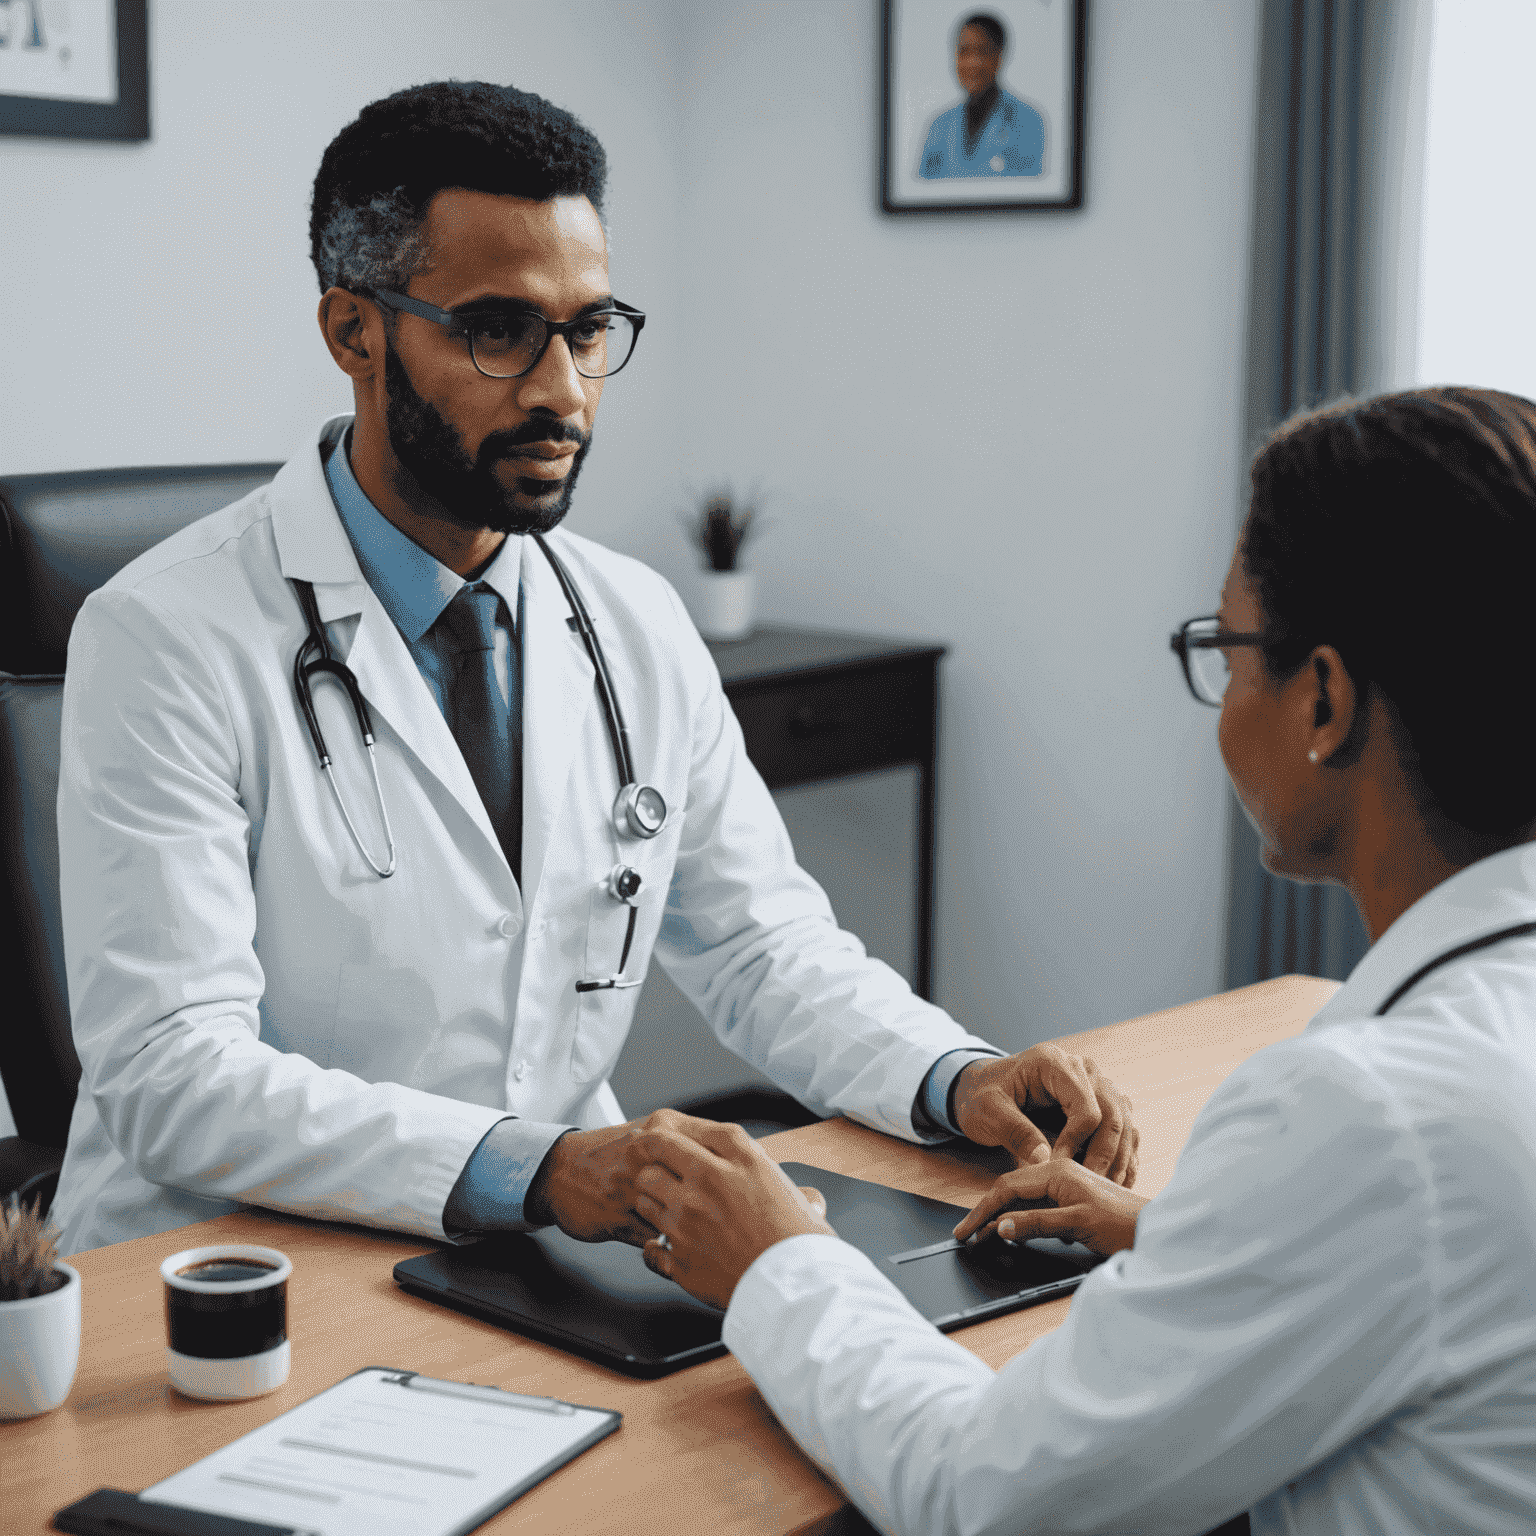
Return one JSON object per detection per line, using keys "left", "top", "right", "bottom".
{"left": 631, "top": 386, "right": 1536, "bottom": 1535}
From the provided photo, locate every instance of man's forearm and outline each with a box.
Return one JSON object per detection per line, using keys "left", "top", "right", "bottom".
{"left": 521, "top": 1127, "right": 578, "bottom": 1228}
{"left": 444, "top": 1119, "right": 577, "bottom": 1234}
{"left": 911, "top": 1048, "right": 1005, "bottom": 1139}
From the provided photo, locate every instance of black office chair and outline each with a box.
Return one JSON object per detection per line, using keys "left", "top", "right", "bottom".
{"left": 0, "top": 462, "right": 815, "bottom": 1216}
{"left": 0, "top": 464, "right": 280, "bottom": 1214}
{"left": 0, "top": 673, "right": 73, "bottom": 1213}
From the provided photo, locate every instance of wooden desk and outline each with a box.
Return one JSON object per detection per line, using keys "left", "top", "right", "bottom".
{"left": 5, "top": 975, "right": 1335, "bottom": 1534}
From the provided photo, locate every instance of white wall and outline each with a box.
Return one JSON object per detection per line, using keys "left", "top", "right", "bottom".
{"left": 1358, "top": 0, "right": 1433, "bottom": 396}
{"left": 664, "top": 0, "right": 1258, "bottom": 1044}
{"left": 1415, "top": 0, "right": 1536, "bottom": 395}
{"left": 0, "top": 0, "right": 693, "bottom": 1143}
{"left": 0, "top": 0, "right": 689, "bottom": 567}
{"left": 3, "top": 1, "right": 1261, "bottom": 1108}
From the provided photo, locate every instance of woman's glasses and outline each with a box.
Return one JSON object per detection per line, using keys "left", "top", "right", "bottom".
{"left": 1168, "top": 616, "right": 1271, "bottom": 707}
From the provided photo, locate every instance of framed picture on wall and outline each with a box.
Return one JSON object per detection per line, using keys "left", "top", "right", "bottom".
{"left": 882, "top": 0, "right": 1085, "bottom": 213}
{"left": 0, "top": 0, "right": 148, "bottom": 141}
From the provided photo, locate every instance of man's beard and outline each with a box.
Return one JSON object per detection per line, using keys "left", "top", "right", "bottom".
{"left": 382, "top": 343, "right": 591, "bottom": 536}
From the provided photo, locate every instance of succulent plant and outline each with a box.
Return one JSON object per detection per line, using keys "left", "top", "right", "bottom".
{"left": 0, "top": 1197, "right": 66, "bottom": 1301}
{"left": 684, "top": 491, "right": 760, "bottom": 573}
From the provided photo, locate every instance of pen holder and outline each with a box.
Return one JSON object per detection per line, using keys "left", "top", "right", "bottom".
{"left": 161, "top": 1244, "right": 292, "bottom": 1401}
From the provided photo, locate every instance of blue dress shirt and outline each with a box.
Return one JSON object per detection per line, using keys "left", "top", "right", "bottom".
{"left": 323, "top": 434, "right": 998, "bottom": 1234}
{"left": 324, "top": 433, "right": 520, "bottom": 715}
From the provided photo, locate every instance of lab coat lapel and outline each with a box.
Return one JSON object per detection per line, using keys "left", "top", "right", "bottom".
{"left": 268, "top": 419, "right": 510, "bottom": 877}
{"left": 340, "top": 600, "right": 509, "bottom": 870}
{"left": 519, "top": 535, "right": 597, "bottom": 911}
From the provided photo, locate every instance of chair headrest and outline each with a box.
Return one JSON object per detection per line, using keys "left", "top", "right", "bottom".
{"left": 0, "top": 462, "right": 279, "bottom": 672}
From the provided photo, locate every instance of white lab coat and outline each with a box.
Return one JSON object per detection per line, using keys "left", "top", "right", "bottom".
{"left": 52, "top": 415, "right": 991, "bottom": 1255}
{"left": 723, "top": 842, "right": 1536, "bottom": 1534}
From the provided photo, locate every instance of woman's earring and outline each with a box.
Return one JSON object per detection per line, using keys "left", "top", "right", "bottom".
{"left": 1308, "top": 750, "right": 1319, "bottom": 764}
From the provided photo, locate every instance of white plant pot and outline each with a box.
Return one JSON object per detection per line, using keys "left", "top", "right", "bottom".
{"left": 691, "top": 569, "right": 756, "bottom": 642}
{"left": 0, "top": 1263, "right": 81, "bottom": 1419}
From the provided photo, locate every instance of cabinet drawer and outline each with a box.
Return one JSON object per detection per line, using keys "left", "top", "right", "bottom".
{"left": 726, "top": 660, "right": 935, "bottom": 789}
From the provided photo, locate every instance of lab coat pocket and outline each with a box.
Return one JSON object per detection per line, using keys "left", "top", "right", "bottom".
{"left": 571, "top": 883, "right": 647, "bottom": 1085}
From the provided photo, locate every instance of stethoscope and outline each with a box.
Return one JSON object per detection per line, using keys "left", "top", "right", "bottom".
{"left": 529, "top": 533, "right": 667, "bottom": 993}
{"left": 1374, "top": 921, "right": 1536, "bottom": 1015}
{"left": 290, "top": 533, "right": 668, "bottom": 994}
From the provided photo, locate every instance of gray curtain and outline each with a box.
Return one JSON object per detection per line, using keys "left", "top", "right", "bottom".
{"left": 1225, "top": 0, "right": 1380, "bottom": 988}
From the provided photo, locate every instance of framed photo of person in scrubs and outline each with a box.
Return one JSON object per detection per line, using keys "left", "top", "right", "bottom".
{"left": 881, "top": 0, "right": 1085, "bottom": 213}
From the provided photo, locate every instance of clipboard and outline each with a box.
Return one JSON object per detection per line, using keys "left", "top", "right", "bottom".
{"left": 52, "top": 1367, "right": 621, "bottom": 1536}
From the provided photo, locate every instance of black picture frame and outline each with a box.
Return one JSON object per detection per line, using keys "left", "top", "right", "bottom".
{"left": 0, "top": 0, "right": 149, "bottom": 142}
{"left": 881, "top": 0, "right": 1085, "bottom": 214}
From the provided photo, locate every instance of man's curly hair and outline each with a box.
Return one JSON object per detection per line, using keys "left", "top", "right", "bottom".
{"left": 309, "top": 81, "right": 608, "bottom": 296}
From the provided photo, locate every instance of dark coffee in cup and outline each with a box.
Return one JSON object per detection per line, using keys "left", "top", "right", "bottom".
{"left": 160, "top": 1244, "right": 293, "bottom": 1401}
{"left": 175, "top": 1258, "right": 278, "bottom": 1284}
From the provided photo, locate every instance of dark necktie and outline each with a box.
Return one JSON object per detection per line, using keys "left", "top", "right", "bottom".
{"left": 440, "top": 585, "right": 521, "bottom": 884}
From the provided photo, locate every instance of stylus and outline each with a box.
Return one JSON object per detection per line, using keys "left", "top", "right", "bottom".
{"left": 886, "top": 1236, "right": 968, "bottom": 1264}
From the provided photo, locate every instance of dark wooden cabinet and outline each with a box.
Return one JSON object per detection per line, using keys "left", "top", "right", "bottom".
{"left": 707, "top": 626, "right": 946, "bottom": 1000}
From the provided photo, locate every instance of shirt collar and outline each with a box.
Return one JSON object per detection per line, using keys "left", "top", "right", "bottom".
{"left": 323, "top": 429, "right": 522, "bottom": 642}
{"left": 1310, "top": 841, "right": 1536, "bottom": 1023}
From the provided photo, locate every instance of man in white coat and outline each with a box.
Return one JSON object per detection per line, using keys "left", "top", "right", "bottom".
{"left": 51, "top": 81, "right": 1137, "bottom": 1257}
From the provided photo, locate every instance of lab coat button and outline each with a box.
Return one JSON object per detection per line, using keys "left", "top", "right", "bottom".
{"left": 498, "top": 913, "right": 519, "bottom": 938}
{"left": 513, "top": 1059, "right": 527, "bottom": 1082}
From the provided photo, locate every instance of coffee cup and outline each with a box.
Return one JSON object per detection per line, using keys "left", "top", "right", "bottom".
{"left": 160, "top": 1244, "right": 292, "bottom": 1401}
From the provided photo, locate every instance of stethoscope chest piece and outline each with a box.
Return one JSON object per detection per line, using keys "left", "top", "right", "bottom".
{"left": 607, "top": 864, "right": 643, "bottom": 904}
{"left": 614, "top": 782, "right": 667, "bottom": 840}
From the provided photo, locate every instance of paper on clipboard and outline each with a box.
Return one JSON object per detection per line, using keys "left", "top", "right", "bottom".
{"left": 143, "top": 1367, "right": 620, "bottom": 1536}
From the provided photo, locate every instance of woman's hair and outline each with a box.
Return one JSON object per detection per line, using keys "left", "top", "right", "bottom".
{"left": 1243, "top": 386, "right": 1536, "bottom": 836}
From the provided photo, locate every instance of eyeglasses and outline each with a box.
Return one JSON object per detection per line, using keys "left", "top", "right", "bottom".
{"left": 1169, "top": 616, "right": 1272, "bottom": 707}
{"left": 371, "top": 290, "right": 646, "bottom": 380}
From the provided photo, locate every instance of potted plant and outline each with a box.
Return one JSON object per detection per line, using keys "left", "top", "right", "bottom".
{"left": 683, "top": 490, "right": 760, "bottom": 642}
{"left": 0, "top": 1197, "right": 80, "bottom": 1419}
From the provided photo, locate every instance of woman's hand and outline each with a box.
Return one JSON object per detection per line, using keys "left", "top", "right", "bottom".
{"left": 951, "top": 1158, "right": 1150, "bottom": 1257}
{"left": 629, "top": 1113, "right": 836, "bottom": 1310}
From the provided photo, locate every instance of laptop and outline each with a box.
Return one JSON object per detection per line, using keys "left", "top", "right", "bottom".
{"left": 393, "top": 1161, "right": 1105, "bottom": 1377}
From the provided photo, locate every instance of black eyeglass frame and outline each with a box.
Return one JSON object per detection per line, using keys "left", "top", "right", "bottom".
{"left": 370, "top": 289, "right": 647, "bottom": 380}
{"left": 1168, "top": 615, "right": 1273, "bottom": 708}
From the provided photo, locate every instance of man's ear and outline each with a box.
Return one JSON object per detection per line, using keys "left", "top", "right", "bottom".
{"left": 318, "top": 287, "right": 381, "bottom": 383}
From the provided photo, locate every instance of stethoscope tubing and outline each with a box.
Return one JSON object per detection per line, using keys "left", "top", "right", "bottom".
{"left": 292, "top": 577, "right": 397, "bottom": 877}
{"left": 1374, "top": 920, "right": 1536, "bottom": 1016}
{"left": 533, "top": 534, "right": 636, "bottom": 789}
{"left": 533, "top": 536, "right": 657, "bottom": 994}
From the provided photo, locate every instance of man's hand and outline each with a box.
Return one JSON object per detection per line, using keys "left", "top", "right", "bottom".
{"left": 523, "top": 1108, "right": 830, "bottom": 1252}
{"left": 952, "top": 1159, "right": 1149, "bottom": 1257}
{"left": 523, "top": 1122, "right": 658, "bottom": 1244}
{"left": 630, "top": 1116, "right": 835, "bottom": 1310}
{"left": 951, "top": 1046, "right": 1139, "bottom": 1185}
